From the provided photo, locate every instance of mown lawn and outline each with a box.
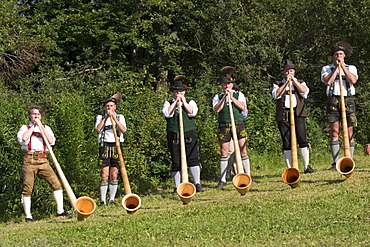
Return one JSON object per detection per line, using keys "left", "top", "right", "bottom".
{"left": 0, "top": 151, "right": 369, "bottom": 246}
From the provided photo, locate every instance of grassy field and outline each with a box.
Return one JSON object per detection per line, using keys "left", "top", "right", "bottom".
{"left": 0, "top": 151, "right": 369, "bottom": 247}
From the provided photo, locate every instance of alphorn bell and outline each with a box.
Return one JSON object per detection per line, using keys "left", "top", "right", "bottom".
{"left": 110, "top": 115, "right": 141, "bottom": 214}
{"left": 35, "top": 120, "right": 96, "bottom": 221}
{"left": 176, "top": 101, "right": 196, "bottom": 205}
{"left": 227, "top": 93, "right": 252, "bottom": 196}
{"left": 281, "top": 78, "right": 301, "bottom": 189}
{"left": 336, "top": 62, "right": 355, "bottom": 178}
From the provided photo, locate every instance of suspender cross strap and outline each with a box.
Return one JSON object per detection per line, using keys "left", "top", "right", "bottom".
{"left": 26, "top": 125, "right": 47, "bottom": 152}
{"left": 100, "top": 114, "right": 122, "bottom": 146}
{"left": 329, "top": 64, "right": 352, "bottom": 96}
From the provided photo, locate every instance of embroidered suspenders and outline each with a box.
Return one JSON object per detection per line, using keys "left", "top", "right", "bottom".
{"left": 328, "top": 64, "right": 352, "bottom": 96}
{"left": 100, "top": 114, "right": 121, "bottom": 146}
{"left": 26, "top": 125, "right": 47, "bottom": 152}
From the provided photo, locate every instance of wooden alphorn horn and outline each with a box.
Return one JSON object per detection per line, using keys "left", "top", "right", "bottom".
{"left": 227, "top": 93, "right": 252, "bottom": 196}
{"left": 281, "top": 78, "right": 301, "bottom": 189}
{"left": 35, "top": 119, "right": 96, "bottom": 221}
{"left": 176, "top": 101, "right": 196, "bottom": 205}
{"left": 336, "top": 62, "right": 355, "bottom": 178}
{"left": 110, "top": 115, "right": 141, "bottom": 213}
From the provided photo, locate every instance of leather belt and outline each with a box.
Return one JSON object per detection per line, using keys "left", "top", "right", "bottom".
{"left": 24, "top": 151, "right": 47, "bottom": 159}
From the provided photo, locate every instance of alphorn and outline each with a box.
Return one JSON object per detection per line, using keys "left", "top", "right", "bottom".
{"left": 176, "top": 101, "right": 196, "bottom": 205}
{"left": 336, "top": 62, "right": 355, "bottom": 178}
{"left": 110, "top": 115, "right": 141, "bottom": 213}
{"left": 281, "top": 78, "right": 301, "bottom": 189}
{"left": 227, "top": 93, "right": 252, "bottom": 196}
{"left": 35, "top": 119, "right": 96, "bottom": 221}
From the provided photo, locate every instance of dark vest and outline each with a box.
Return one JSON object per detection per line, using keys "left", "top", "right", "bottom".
{"left": 275, "top": 80, "right": 307, "bottom": 121}
{"left": 218, "top": 92, "right": 243, "bottom": 123}
{"left": 166, "top": 99, "right": 196, "bottom": 133}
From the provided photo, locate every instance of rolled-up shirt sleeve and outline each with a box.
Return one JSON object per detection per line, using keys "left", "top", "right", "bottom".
{"left": 212, "top": 94, "right": 220, "bottom": 109}
{"left": 17, "top": 125, "right": 29, "bottom": 146}
{"left": 272, "top": 84, "right": 280, "bottom": 99}
{"left": 299, "top": 82, "right": 309, "bottom": 99}
{"left": 188, "top": 100, "right": 198, "bottom": 117}
{"left": 162, "top": 101, "right": 173, "bottom": 118}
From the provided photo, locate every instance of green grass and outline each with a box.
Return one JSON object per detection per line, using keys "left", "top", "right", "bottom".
{"left": 1, "top": 151, "right": 369, "bottom": 247}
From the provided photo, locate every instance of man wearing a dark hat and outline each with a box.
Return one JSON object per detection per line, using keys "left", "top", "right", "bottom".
{"left": 272, "top": 60, "right": 315, "bottom": 173}
{"left": 212, "top": 67, "right": 250, "bottom": 188}
{"left": 95, "top": 93, "right": 127, "bottom": 205}
{"left": 321, "top": 41, "right": 358, "bottom": 170}
{"left": 162, "top": 75, "right": 204, "bottom": 194}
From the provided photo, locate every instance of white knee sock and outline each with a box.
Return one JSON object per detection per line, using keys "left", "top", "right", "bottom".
{"left": 241, "top": 156, "right": 251, "bottom": 176}
{"left": 350, "top": 142, "right": 355, "bottom": 158}
{"left": 219, "top": 157, "right": 228, "bottom": 183}
{"left": 189, "top": 166, "right": 201, "bottom": 185}
{"left": 100, "top": 182, "right": 108, "bottom": 204}
{"left": 171, "top": 171, "right": 181, "bottom": 188}
{"left": 299, "top": 147, "right": 310, "bottom": 170}
{"left": 283, "top": 150, "right": 292, "bottom": 168}
{"left": 22, "top": 196, "right": 32, "bottom": 219}
{"left": 330, "top": 141, "right": 340, "bottom": 163}
{"left": 109, "top": 181, "right": 118, "bottom": 202}
{"left": 53, "top": 190, "right": 65, "bottom": 215}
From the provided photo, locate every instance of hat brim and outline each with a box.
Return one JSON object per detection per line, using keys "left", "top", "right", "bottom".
{"left": 221, "top": 79, "right": 234, "bottom": 83}
{"left": 171, "top": 87, "right": 188, "bottom": 91}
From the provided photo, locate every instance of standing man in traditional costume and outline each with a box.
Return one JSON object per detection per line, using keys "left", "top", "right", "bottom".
{"left": 162, "top": 75, "right": 204, "bottom": 194}
{"left": 95, "top": 93, "right": 126, "bottom": 205}
{"left": 272, "top": 60, "right": 315, "bottom": 173}
{"left": 321, "top": 41, "right": 358, "bottom": 170}
{"left": 17, "top": 105, "right": 68, "bottom": 222}
{"left": 213, "top": 66, "right": 250, "bottom": 188}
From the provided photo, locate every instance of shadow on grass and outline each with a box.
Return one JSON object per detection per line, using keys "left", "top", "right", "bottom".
{"left": 325, "top": 179, "right": 346, "bottom": 185}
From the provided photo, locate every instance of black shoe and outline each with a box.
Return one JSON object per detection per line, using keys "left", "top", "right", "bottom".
{"left": 172, "top": 188, "right": 177, "bottom": 195}
{"left": 25, "top": 218, "right": 33, "bottom": 222}
{"left": 217, "top": 181, "right": 227, "bottom": 189}
{"left": 304, "top": 165, "right": 316, "bottom": 174}
{"left": 99, "top": 201, "right": 106, "bottom": 206}
{"left": 108, "top": 200, "right": 117, "bottom": 206}
{"left": 57, "top": 212, "right": 68, "bottom": 217}
{"left": 329, "top": 162, "right": 336, "bottom": 170}
{"left": 195, "top": 183, "right": 205, "bottom": 192}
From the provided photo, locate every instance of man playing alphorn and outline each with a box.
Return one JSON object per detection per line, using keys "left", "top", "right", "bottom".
{"left": 162, "top": 76, "right": 204, "bottom": 194}
{"left": 17, "top": 105, "right": 67, "bottom": 222}
{"left": 95, "top": 93, "right": 126, "bottom": 205}
{"left": 212, "top": 66, "right": 250, "bottom": 188}
{"left": 272, "top": 60, "right": 315, "bottom": 173}
{"left": 321, "top": 41, "right": 358, "bottom": 170}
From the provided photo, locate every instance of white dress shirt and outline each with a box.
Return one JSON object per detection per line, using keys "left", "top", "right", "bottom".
{"left": 17, "top": 124, "right": 55, "bottom": 152}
